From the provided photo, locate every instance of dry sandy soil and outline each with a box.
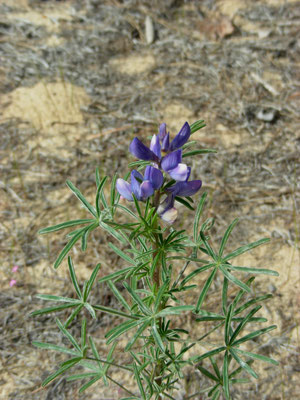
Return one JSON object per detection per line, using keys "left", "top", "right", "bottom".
{"left": 0, "top": 0, "right": 299, "bottom": 399}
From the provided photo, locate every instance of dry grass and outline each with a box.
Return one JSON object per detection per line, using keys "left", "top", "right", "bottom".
{"left": 0, "top": 0, "right": 299, "bottom": 399}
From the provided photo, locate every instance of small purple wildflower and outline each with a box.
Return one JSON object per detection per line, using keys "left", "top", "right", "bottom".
{"left": 10, "top": 279, "right": 17, "bottom": 287}
{"left": 116, "top": 166, "right": 163, "bottom": 202}
{"left": 12, "top": 265, "right": 19, "bottom": 273}
{"left": 129, "top": 122, "right": 191, "bottom": 181}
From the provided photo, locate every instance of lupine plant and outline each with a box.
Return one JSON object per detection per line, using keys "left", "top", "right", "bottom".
{"left": 32, "top": 120, "right": 279, "bottom": 399}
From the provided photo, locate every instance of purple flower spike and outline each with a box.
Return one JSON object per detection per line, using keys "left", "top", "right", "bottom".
{"left": 116, "top": 179, "right": 133, "bottom": 201}
{"left": 150, "top": 135, "right": 161, "bottom": 159}
{"left": 170, "top": 122, "right": 191, "bottom": 151}
{"left": 129, "top": 137, "right": 158, "bottom": 162}
{"left": 144, "top": 166, "right": 164, "bottom": 190}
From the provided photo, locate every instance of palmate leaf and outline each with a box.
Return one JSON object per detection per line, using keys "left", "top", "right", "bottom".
{"left": 33, "top": 319, "right": 87, "bottom": 387}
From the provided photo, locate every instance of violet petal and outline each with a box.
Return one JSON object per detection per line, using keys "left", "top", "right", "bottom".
{"left": 161, "top": 149, "right": 182, "bottom": 172}
{"left": 168, "top": 163, "right": 189, "bottom": 181}
{"left": 131, "top": 170, "right": 143, "bottom": 200}
{"left": 161, "top": 132, "right": 170, "bottom": 152}
{"left": 150, "top": 134, "right": 161, "bottom": 159}
{"left": 116, "top": 179, "right": 133, "bottom": 201}
{"left": 144, "top": 166, "right": 164, "bottom": 190}
{"left": 140, "top": 181, "right": 154, "bottom": 200}
{"left": 158, "top": 123, "right": 167, "bottom": 140}
{"left": 170, "top": 121, "right": 191, "bottom": 151}
{"left": 170, "top": 180, "right": 202, "bottom": 197}
{"left": 129, "top": 137, "right": 158, "bottom": 161}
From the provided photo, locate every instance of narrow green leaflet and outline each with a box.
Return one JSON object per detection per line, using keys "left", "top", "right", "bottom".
{"left": 223, "top": 352, "right": 230, "bottom": 400}
{"left": 230, "top": 349, "right": 258, "bottom": 379}
{"left": 193, "top": 192, "right": 207, "bottom": 241}
{"left": 232, "top": 325, "right": 277, "bottom": 347}
{"left": 32, "top": 341, "right": 79, "bottom": 357}
{"left": 123, "top": 282, "right": 151, "bottom": 316}
{"left": 108, "top": 243, "right": 136, "bottom": 265}
{"left": 54, "top": 228, "right": 86, "bottom": 269}
{"left": 224, "top": 265, "right": 279, "bottom": 276}
{"left": 30, "top": 302, "right": 77, "bottom": 316}
{"left": 66, "top": 180, "right": 97, "bottom": 218}
{"left": 108, "top": 281, "right": 131, "bottom": 312}
{"left": 68, "top": 256, "right": 82, "bottom": 299}
{"left": 84, "top": 263, "right": 101, "bottom": 300}
{"left": 182, "top": 149, "right": 217, "bottom": 158}
{"left": 98, "top": 266, "right": 133, "bottom": 283}
{"left": 42, "top": 358, "right": 81, "bottom": 387}
{"left": 95, "top": 175, "right": 107, "bottom": 217}
{"left": 156, "top": 305, "right": 194, "bottom": 317}
{"left": 196, "top": 365, "right": 219, "bottom": 382}
{"left": 219, "top": 218, "right": 239, "bottom": 257}
{"left": 38, "top": 219, "right": 95, "bottom": 235}
{"left": 190, "top": 119, "right": 206, "bottom": 134}
{"left": 234, "top": 348, "right": 278, "bottom": 365}
{"left": 219, "top": 265, "right": 251, "bottom": 293}
{"left": 125, "top": 320, "right": 150, "bottom": 351}
{"left": 223, "top": 238, "right": 270, "bottom": 261}
{"left": 192, "top": 347, "right": 226, "bottom": 363}
{"left": 152, "top": 321, "right": 165, "bottom": 352}
{"left": 195, "top": 268, "right": 217, "bottom": 312}
{"left": 56, "top": 318, "right": 81, "bottom": 352}
{"left": 229, "top": 306, "right": 261, "bottom": 345}
{"left": 234, "top": 294, "right": 272, "bottom": 315}
{"left": 224, "top": 304, "right": 234, "bottom": 345}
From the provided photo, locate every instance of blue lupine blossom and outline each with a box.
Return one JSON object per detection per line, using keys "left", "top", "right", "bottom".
{"left": 119, "top": 122, "right": 202, "bottom": 224}
{"left": 116, "top": 166, "right": 163, "bottom": 202}
{"left": 129, "top": 122, "right": 191, "bottom": 181}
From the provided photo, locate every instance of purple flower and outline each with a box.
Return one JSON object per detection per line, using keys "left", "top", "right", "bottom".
{"left": 116, "top": 167, "right": 163, "bottom": 202}
{"left": 129, "top": 122, "right": 191, "bottom": 182}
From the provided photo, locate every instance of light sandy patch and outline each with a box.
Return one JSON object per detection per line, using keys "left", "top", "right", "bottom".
{"left": 235, "top": 240, "right": 299, "bottom": 341}
{"left": 216, "top": 123, "right": 246, "bottom": 148}
{"left": 1, "top": 81, "right": 90, "bottom": 157}
{"left": 161, "top": 103, "right": 194, "bottom": 132}
{"left": 110, "top": 53, "right": 156, "bottom": 75}
{"left": 45, "top": 34, "right": 65, "bottom": 47}
{"left": 217, "top": 0, "right": 247, "bottom": 18}
{"left": 2, "top": 0, "right": 29, "bottom": 8}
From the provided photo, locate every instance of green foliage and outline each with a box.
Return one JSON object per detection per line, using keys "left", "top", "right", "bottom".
{"left": 33, "top": 123, "right": 279, "bottom": 399}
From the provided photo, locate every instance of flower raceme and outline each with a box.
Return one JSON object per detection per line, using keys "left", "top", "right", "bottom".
{"left": 129, "top": 122, "right": 191, "bottom": 181}
{"left": 117, "top": 122, "right": 202, "bottom": 223}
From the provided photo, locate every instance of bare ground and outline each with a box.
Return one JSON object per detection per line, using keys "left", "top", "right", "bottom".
{"left": 0, "top": 0, "right": 299, "bottom": 399}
